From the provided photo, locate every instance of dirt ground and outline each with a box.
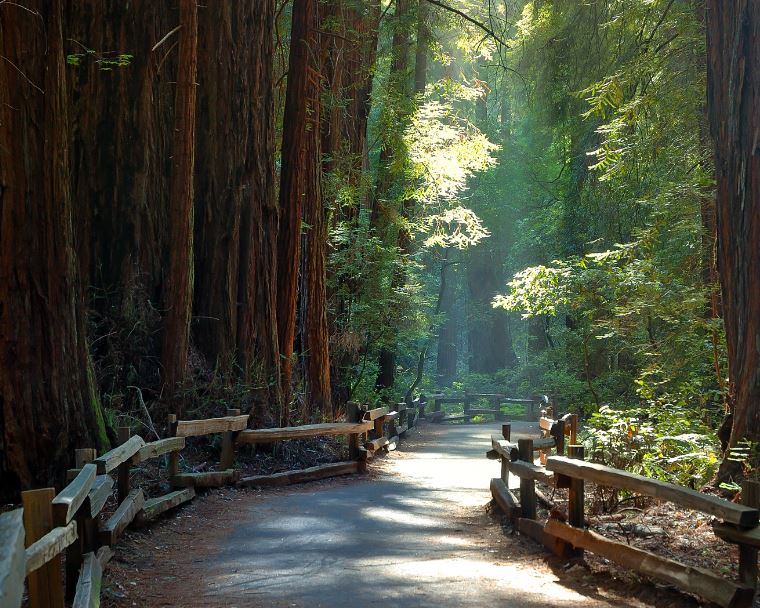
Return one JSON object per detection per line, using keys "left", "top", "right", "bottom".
{"left": 101, "top": 422, "right": 717, "bottom": 607}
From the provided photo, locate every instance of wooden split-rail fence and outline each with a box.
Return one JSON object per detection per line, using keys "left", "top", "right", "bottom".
{"left": 425, "top": 392, "right": 549, "bottom": 423}
{"left": 0, "top": 398, "right": 425, "bottom": 607}
{"left": 488, "top": 410, "right": 760, "bottom": 608}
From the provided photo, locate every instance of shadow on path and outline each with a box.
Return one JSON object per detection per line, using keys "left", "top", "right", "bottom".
{"left": 194, "top": 422, "right": 630, "bottom": 607}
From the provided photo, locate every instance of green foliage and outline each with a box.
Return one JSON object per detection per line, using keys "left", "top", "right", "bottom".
{"left": 67, "top": 46, "right": 133, "bottom": 70}
{"left": 584, "top": 400, "right": 720, "bottom": 488}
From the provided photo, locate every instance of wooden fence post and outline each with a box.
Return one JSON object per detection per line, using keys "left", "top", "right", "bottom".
{"left": 116, "top": 426, "right": 131, "bottom": 504}
{"left": 22, "top": 488, "right": 65, "bottom": 608}
{"left": 347, "top": 402, "right": 360, "bottom": 460}
{"left": 220, "top": 408, "right": 241, "bottom": 470}
{"left": 373, "top": 415, "right": 385, "bottom": 441}
{"left": 739, "top": 480, "right": 760, "bottom": 588}
{"left": 518, "top": 439, "right": 536, "bottom": 519}
{"left": 75, "top": 448, "right": 97, "bottom": 469}
{"left": 568, "top": 444, "right": 585, "bottom": 557}
{"left": 58, "top": 450, "right": 98, "bottom": 599}
{"left": 501, "top": 424, "right": 512, "bottom": 484}
{"left": 73, "top": 450, "right": 98, "bottom": 562}
{"left": 568, "top": 414, "right": 578, "bottom": 445}
{"left": 551, "top": 419, "right": 566, "bottom": 457}
{"left": 168, "top": 414, "right": 179, "bottom": 477}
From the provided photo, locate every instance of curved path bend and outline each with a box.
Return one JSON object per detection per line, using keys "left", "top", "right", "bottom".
{"left": 108, "top": 422, "right": 695, "bottom": 607}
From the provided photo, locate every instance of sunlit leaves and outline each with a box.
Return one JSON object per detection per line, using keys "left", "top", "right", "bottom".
{"left": 422, "top": 206, "right": 490, "bottom": 249}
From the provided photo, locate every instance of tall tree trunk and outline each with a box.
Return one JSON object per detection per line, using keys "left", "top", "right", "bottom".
{"left": 67, "top": 1, "right": 175, "bottom": 403}
{"left": 193, "top": 3, "right": 251, "bottom": 373}
{"left": 0, "top": 0, "right": 107, "bottom": 499}
{"left": 437, "top": 261, "right": 458, "bottom": 386}
{"left": 239, "top": 0, "right": 281, "bottom": 410}
{"left": 301, "top": 2, "right": 331, "bottom": 418}
{"left": 706, "top": 2, "right": 760, "bottom": 473}
{"left": 278, "top": 0, "right": 317, "bottom": 414}
{"left": 327, "top": 1, "right": 381, "bottom": 409}
{"left": 162, "top": 0, "right": 198, "bottom": 405}
{"left": 414, "top": 0, "right": 428, "bottom": 95}
{"left": 373, "top": 0, "right": 415, "bottom": 392}
{"left": 190, "top": 0, "right": 279, "bottom": 410}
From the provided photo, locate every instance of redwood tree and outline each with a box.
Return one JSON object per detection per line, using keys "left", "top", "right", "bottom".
{"left": 193, "top": 1, "right": 279, "bottom": 393}
{"left": 706, "top": 2, "right": 760, "bottom": 467}
{"left": 0, "top": 0, "right": 107, "bottom": 498}
{"left": 278, "top": 0, "right": 318, "bottom": 412}
{"left": 239, "top": 0, "right": 281, "bottom": 401}
{"left": 162, "top": 0, "right": 199, "bottom": 403}
{"left": 301, "top": 0, "right": 333, "bottom": 418}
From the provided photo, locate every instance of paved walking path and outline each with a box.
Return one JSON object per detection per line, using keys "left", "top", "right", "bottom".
{"left": 110, "top": 422, "right": 689, "bottom": 607}
{"left": 176, "top": 423, "right": 639, "bottom": 607}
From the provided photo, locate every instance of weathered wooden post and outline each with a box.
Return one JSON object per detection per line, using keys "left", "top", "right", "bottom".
{"left": 168, "top": 414, "right": 179, "bottom": 477}
{"left": 501, "top": 424, "right": 511, "bottom": 484}
{"left": 73, "top": 450, "right": 98, "bottom": 562}
{"left": 569, "top": 413, "right": 578, "bottom": 445}
{"left": 739, "top": 480, "right": 760, "bottom": 588}
{"left": 568, "top": 444, "right": 585, "bottom": 557}
{"left": 518, "top": 439, "right": 536, "bottom": 519}
{"left": 116, "top": 426, "right": 131, "bottom": 503}
{"left": 220, "top": 408, "right": 241, "bottom": 470}
{"left": 373, "top": 414, "right": 385, "bottom": 441}
{"left": 347, "top": 401, "right": 361, "bottom": 460}
{"left": 75, "top": 448, "right": 97, "bottom": 470}
{"left": 551, "top": 418, "right": 566, "bottom": 456}
{"left": 22, "top": 488, "right": 65, "bottom": 608}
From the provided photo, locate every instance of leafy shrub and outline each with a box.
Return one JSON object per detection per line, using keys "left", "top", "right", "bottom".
{"left": 584, "top": 399, "right": 720, "bottom": 488}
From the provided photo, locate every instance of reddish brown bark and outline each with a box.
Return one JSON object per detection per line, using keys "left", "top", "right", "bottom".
{"left": 162, "top": 0, "right": 198, "bottom": 403}
{"left": 706, "top": 2, "right": 760, "bottom": 455}
{"left": 192, "top": 3, "right": 246, "bottom": 371}
{"left": 67, "top": 1, "right": 174, "bottom": 302}
{"left": 239, "top": 0, "right": 281, "bottom": 398}
{"left": 299, "top": 0, "right": 333, "bottom": 418}
{"left": 193, "top": 1, "right": 279, "bottom": 392}
{"left": 278, "top": 0, "right": 318, "bottom": 413}
{"left": 302, "top": 105, "right": 332, "bottom": 417}
{"left": 0, "top": 0, "right": 107, "bottom": 499}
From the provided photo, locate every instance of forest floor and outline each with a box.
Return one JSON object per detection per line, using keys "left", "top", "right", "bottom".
{"left": 102, "top": 422, "right": 716, "bottom": 607}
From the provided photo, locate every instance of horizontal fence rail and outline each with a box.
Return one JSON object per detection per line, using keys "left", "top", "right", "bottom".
{"left": 426, "top": 391, "right": 550, "bottom": 423}
{"left": 3, "top": 397, "right": 424, "bottom": 607}
{"left": 486, "top": 412, "right": 759, "bottom": 608}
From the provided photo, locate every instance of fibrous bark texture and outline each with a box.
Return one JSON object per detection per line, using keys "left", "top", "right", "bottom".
{"left": 162, "top": 0, "right": 198, "bottom": 404}
{"left": 0, "top": 0, "right": 107, "bottom": 499}
{"left": 278, "top": 0, "right": 318, "bottom": 413}
{"left": 706, "top": 2, "right": 760, "bottom": 451}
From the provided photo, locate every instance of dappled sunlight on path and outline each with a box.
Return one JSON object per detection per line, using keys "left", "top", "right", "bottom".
{"left": 185, "top": 422, "right": 643, "bottom": 607}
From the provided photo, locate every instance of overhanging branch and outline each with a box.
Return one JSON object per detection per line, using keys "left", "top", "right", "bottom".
{"left": 423, "top": 0, "right": 510, "bottom": 48}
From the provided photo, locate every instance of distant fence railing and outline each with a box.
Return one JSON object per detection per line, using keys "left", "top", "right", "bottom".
{"left": 0, "top": 398, "right": 424, "bottom": 607}
{"left": 487, "top": 413, "right": 759, "bottom": 608}
{"left": 425, "top": 392, "right": 549, "bottom": 423}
